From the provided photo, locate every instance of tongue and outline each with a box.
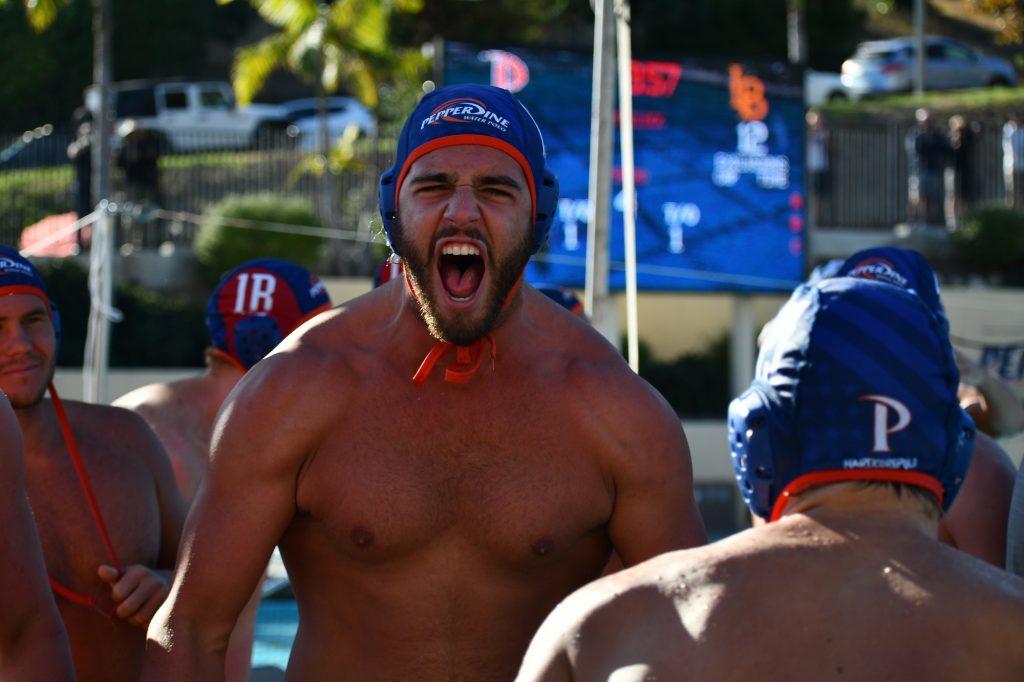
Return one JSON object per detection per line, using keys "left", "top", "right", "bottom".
{"left": 442, "top": 261, "right": 483, "bottom": 299}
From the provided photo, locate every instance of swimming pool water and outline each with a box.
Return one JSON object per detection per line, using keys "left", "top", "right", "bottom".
{"left": 252, "top": 599, "right": 298, "bottom": 671}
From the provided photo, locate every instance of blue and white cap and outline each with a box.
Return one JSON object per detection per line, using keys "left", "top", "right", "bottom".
{"left": 378, "top": 84, "right": 558, "bottom": 255}
{"left": 730, "top": 277, "right": 975, "bottom": 520}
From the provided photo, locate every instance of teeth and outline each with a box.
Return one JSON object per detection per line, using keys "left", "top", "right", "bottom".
{"left": 442, "top": 243, "right": 480, "bottom": 257}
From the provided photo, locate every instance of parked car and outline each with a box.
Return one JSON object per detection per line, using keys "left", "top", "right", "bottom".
{"left": 841, "top": 37, "right": 1016, "bottom": 98}
{"left": 805, "top": 69, "right": 848, "bottom": 106}
{"left": 278, "top": 97, "right": 377, "bottom": 150}
{"left": 85, "top": 80, "right": 289, "bottom": 152}
{"left": 0, "top": 124, "right": 74, "bottom": 170}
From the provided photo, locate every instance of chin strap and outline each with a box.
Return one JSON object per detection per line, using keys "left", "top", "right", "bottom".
{"left": 405, "top": 268, "right": 521, "bottom": 386}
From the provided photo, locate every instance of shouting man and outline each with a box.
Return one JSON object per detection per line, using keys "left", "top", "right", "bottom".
{"left": 144, "top": 84, "right": 706, "bottom": 680}
{"left": 0, "top": 247, "right": 186, "bottom": 681}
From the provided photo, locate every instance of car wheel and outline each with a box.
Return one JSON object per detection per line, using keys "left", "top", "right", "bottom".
{"left": 827, "top": 90, "right": 848, "bottom": 103}
{"left": 251, "top": 122, "right": 292, "bottom": 149}
{"left": 988, "top": 76, "right": 1011, "bottom": 88}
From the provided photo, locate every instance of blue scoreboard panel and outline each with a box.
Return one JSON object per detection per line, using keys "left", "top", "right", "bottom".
{"left": 443, "top": 42, "right": 806, "bottom": 292}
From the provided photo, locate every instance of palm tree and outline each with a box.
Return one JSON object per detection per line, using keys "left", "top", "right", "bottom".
{"left": 222, "top": 0, "right": 422, "bottom": 109}
{"left": 221, "top": 0, "right": 423, "bottom": 223}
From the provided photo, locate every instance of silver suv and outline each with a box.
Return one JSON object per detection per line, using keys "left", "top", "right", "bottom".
{"left": 840, "top": 37, "right": 1015, "bottom": 98}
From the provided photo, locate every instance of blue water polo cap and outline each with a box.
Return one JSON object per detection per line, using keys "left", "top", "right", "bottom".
{"left": 730, "top": 277, "right": 975, "bottom": 521}
{"left": 379, "top": 84, "right": 558, "bottom": 256}
{"left": 206, "top": 258, "right": 332, "bottom": 370}
{"left": 836, "top": 247, "right": 944, "bottom": 320}
{"left": 0, "top": 246, "right": 60, "bottom": 343}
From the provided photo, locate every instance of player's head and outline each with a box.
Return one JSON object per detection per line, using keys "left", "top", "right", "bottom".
{"left": 0, "top": 247, "right": 60, "bottom": 408}
{"left": 730, "top": 277, "right": 975, "bottom": 521}
{"left": 834, "top": 247, "right": 946, "bottom": 331}
{"left": 206, "top": 259, "right": 332, "bottom": 370}
{"left": 534, "top": 284, "right": 585, "bottom": 318}
{"left": 378, "top": 84, "right": 558, "bottom": 345}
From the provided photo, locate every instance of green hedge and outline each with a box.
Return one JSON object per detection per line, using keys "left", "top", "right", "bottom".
{"left": 952, "top": 206, "right": 1024, "bottom": 286}
{"left": 194, "top": 193, "right": 325, "bottom": 286}
{"left": 636, "top": 335, "right": 731, "bottom": 418}
{"left": 37, "top": 259, "right": 206, "bottom": 368}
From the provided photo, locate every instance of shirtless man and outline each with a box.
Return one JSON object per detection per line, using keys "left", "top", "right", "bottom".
{"left": 520, "top": 277, "right": 1024, "bottom": 682}
{"left": 115, "top": 258, "right": 330, "bottom": 679}
{"left": 0, "top": 247, "right": 187, "bottom": 681}
{"left": 0, "top": 392, "right": 74, "bottom": 681}
{"left": 832, "top": 247, "right": 1018, "bottom": 565}
{"left": 115, "top": 258, "right": 333, "bottom": 500}
{"left": 144, "top": 84, "right": 706, "bottom": 681}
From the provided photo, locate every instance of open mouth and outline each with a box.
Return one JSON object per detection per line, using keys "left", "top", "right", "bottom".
{"left": 438, "top": 242, "right": 486, "bottom": 302}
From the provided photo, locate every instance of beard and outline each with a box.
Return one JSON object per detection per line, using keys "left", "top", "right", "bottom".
{"left": 5, "top": 357, "right": 55, "bottom": 410}
{"left": 394, "top": 217, "right": 532, "bottom": 346}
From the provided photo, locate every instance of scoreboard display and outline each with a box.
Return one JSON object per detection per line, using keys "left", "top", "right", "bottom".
{"left": 443, "top": 42, "right": 806, "bottom": 292}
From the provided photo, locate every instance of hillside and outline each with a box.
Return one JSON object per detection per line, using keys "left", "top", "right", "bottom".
{"left": 856, "top": 0, "right": 1021, "bottom": 68}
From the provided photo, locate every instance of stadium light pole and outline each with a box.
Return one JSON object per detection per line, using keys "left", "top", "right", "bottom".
{"left": 614, "top": 0, "right": 639, "bottom": 373}
{"left": 585, "top": 0, "right": 617, "bottom": 346}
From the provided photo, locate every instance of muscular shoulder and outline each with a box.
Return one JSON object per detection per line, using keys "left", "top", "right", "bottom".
{"left": 112, "top": 378, "right": 197, "bottom": 426}
{"left": 63, "top": 399, "right": 170, "bottom": 473}
{"left": 66, "top": 399, "right": 159, "bottom": 444}
{"left": 557, "top": 333, "right": 687, "bottom": 477}
{"left": 524, "top": 551, "right": 704, "bottom": 676}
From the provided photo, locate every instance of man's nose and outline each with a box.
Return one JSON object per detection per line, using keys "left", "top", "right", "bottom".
{"left": 443, "top": 184, "right": 481, "bottom": 224}
{"left": 1, "top": 324, "right": 36, "bottom": 355}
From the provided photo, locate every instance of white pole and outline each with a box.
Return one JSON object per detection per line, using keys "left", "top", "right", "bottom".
{"left": 585, "top": 0, "right": 617, "bottom": 345}
{"left": 84, "top": 0, "right": 115, "bottom": 404}
{"left": 913, "top": 0, "right": 925, "bottom": 96}
{"left": 730, "top": 296, "right": 755, "bottom": 399}
{"left": 614, "top": 0, "right": 639, "bottom": 373}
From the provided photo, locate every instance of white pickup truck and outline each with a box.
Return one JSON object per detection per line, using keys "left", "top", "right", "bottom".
{"left": 86, "top": 80, "right": 288, "bottom": 152}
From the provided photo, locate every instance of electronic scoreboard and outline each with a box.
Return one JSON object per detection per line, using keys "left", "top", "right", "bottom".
{"left": 443, "top": 42, "right": 805, "bottom": 292}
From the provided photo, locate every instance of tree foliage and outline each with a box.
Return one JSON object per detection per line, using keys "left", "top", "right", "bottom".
{"left": 221, "top": 0, "right": 425, "bottom": 108}
{"left": 961, "top": 0, "right": 1024, "bottom": 43}
{"left": 0, "top": 0, "right": 257, "bottom": 132}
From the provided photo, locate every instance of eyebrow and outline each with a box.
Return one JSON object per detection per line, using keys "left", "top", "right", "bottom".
{"left": 407, "top": 172, "right": 523, "bottom": 190}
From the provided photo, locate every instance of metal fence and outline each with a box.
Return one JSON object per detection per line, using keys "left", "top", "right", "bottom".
{"left": 0, "top": 128, "right": 396, "bottom": 272}
{"left": 2, "top": 117, "right": 1018, "bottom": 262}
{"left": 814, "top": 116, "right": 1012, "bottom": 229}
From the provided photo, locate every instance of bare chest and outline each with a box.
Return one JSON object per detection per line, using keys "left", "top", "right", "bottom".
{"left": 296, "top": 385, "right": 613, "bottom": 567}
{"left": 24, "top": 432, "right": 162, "bottom": 583}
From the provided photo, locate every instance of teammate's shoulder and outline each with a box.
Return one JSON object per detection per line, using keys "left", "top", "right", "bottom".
{"left": 66, "top": 399, "right": 155, "bottom": 437}
{"left": 554, "top": 553, "right": 690, "bottom": 638}
{"left": 111, "top": 378, "right": 188, "bottom": 412}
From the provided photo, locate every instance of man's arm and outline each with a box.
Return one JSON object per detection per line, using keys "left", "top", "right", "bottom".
{"left": 0, "top": 398, "right": 74, "bottom": 681}
{"left": 95, "top": 410, "right": 188, "bottom": 628}
{"left": 597, "top": 372, "right": 707, "bottom": 566}
{"left": 940, "top": 432, "right": 1017, "bottom": 566}
{"left": 142, "top": 354, "right": 322, "bottom": 680}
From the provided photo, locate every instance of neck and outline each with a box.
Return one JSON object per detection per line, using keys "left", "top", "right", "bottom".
{"left": 200, "top": 362, "right": 245, "bottom": 419}
{"left": 778, "top": 485, "right": 940, "bottom": 539}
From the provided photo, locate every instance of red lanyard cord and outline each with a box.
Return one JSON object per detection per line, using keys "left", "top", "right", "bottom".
{"left": 404, "top": 269, "right": 520, "bottom": 386}
{"left": 46, "top": 383, "right": 122, "bottom": 615}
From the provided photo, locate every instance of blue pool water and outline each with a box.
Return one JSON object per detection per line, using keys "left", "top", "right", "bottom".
{"left": 252, "top": 599, "right": 298, "bottom": 670}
